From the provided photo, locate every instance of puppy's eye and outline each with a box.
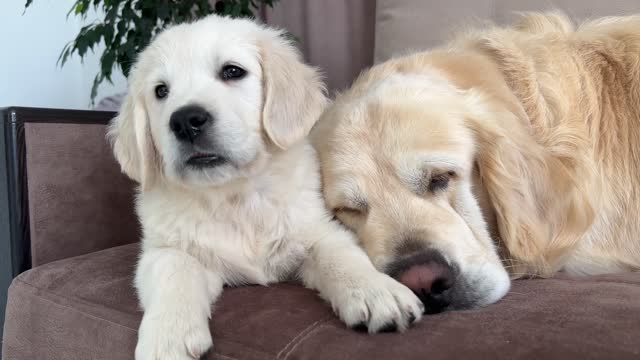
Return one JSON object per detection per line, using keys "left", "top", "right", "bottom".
{"left": 428, "top": 171, "right": 455, "bottom": 192}
{"left": 155, "top": 84, "right": 169, "bottom": 99}
{"left": 220, "top": 65, "right": 247, "bottom": 81}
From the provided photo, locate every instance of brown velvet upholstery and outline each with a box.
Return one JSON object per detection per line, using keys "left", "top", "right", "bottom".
{"left": 24, "top": 122, "right": 139, "bottom": 266}
{"left": 4, "top": 243, "right": 640, "bottom": 360}
{"left": 263, "top": 0, "right": 376, "bottom": 92}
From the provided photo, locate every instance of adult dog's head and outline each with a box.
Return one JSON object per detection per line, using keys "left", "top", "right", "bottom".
{"left": 312, "top": 62, "right": 513, "bottom": 313}
{"left": 108, "top": 15, "right": 325, "bottom": 190}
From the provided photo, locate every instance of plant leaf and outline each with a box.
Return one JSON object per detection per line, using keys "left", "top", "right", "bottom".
{"left": 56, "top": 43, "right": 73, "bottom": 67}
{"left": 117, "top": 19, "right": 127, "bottom": 34}
{"left": 105, "top": 4, "right": 118, "bottom": 22}
{"left": 101, "top": 50, "right": 116, "bottom": 83}
{"left": 104, "top": 24, "right": 114, "bottom": 45}
{"left": 52, "top": 0, "right": 283, "bottom": 102}
{"left": 90, "top": 73, "right": 103, "bottom": 106}
{"left": 75, "top": 2, "right": 84, "bottom": 14}
{"left": 157, "top": 1, "right": 169, "bottom": 20}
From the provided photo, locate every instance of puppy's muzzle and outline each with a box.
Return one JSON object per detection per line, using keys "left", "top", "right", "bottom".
{"left": 170, "top": 105, "right": 212, "bottom": 143}
{"left": 387, "top": 248, "right": 455, "bottom": 314}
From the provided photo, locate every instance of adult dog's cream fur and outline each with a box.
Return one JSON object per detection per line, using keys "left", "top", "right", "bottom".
{"left": 312, "top": 12, "right": 640, "bottom": 310}
{"left": 108, "top": 15, "right": 423, "bottom": 360}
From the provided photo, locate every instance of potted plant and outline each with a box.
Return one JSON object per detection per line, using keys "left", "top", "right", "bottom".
{"left": 24, "top": 0, "right": 280, "bottom": 103}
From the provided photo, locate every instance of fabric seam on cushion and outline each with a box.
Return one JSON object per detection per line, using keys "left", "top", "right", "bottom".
{"left": 276, "top": 316, "right": 333, "bottom": 360}
{"left": 212, "top": 353, "right": 239, "bottom": 360}
{"left": 14, "top": 277, "right": 139, "bottom": 322}
{"left": 541, "top": 278, "right": 640, "bottom": 286}
{"left": 14, "top": 276, "right": 138, "bottom": 318}
{"left": 14, "top": 278, "right": 291, "bottom": 359}
{"left": 16, "top": 278, "right": 138, "bottom": 333}
{"left": 207, "top": 337, "right": 277, "bottom": 359}
{"left": 280, "top": 324, "right": 332, "bottom": 360}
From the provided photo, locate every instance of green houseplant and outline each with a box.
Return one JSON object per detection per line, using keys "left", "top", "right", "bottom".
{"left": 24, "top": 0, "right": 280, "bottom": 103}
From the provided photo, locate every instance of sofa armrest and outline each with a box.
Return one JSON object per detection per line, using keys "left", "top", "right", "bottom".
{"left": 1, "top": 107, "right": 139, "bottom": 276}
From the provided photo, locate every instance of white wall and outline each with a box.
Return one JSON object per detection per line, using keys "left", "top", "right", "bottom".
{"left": 0, "top": 0, "right": 127, "bottom": 110}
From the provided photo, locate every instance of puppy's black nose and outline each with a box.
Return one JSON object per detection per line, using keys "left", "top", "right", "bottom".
{"left": 388, "top": 249, "right": 455, "bottom": 314}
{"left": 169, "top": 105, "right": 211, "bottom": 142}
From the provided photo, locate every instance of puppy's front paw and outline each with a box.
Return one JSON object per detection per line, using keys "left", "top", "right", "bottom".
{"left": 331, "top": 274, "right": 424, "bottom": 333}
{"left": 135, "top": 311, "right": 213, "bottom": 360}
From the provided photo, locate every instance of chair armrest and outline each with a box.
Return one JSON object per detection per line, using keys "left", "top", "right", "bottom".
{"left": 0, "top": 107, "right": 139, "bottom": 276}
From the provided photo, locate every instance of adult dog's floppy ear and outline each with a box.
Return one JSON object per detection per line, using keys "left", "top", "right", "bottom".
{"left": 464, "top": 91, "right": 594, "bottom": 278}
{"left": 107, "top": 91, "right": 160, "bottom": 190}
{"left": 260, "top": 30, "right": 327, "bottom": 150}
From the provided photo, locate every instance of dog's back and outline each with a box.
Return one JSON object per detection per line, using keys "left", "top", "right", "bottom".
{"left": 463, "top": 13, "right": 640, "bottom": 273}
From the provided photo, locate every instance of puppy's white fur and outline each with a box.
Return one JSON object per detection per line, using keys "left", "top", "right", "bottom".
{"left": 109, "top": 15, "right": 423, "bottom": 360}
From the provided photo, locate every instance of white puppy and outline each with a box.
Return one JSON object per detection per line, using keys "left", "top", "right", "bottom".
{"left": 108, "top": 15, "right": 424, "bottom": 360}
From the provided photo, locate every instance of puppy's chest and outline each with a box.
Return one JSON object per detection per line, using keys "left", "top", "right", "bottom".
{"left": 183, "top": 195, "right": 309, "bottom": 285}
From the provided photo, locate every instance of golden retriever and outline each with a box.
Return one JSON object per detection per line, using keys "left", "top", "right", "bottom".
{"left": 108, "top": 15, "right": 424, "bottom": 360}
{"left": 311, "top": 12, "right": 640, "bottom": 313}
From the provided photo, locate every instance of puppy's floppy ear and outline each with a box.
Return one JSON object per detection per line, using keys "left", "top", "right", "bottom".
{"left": 260, "top": 30, "right": 327, "bottom": 149}
{"left": 107, "top": 90, "right": 160, "bottom": 190}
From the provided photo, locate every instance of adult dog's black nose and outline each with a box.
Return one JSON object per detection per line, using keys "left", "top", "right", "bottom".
{"left": 169, "top": 105, "right": 211, "bottom": 142}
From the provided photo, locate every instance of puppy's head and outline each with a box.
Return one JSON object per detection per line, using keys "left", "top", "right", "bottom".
{"left": 312, "top": 70, "right": 510, "bottom": 313}
{"left": 108, "top": 15, "right": 326, "bottom": 190}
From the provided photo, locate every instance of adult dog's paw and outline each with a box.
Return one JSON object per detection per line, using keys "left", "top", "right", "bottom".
{"left": 135, "top": 311, "right": 213, "bottom": 360}
{"left": 331, "top": 274, "right": 424, "bottom": 333}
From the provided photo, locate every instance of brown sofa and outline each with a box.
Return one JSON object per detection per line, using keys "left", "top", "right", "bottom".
{"left": 2, "top": 109, "right": 640, "bottom": 360}
{"left": 3, "top": 2, "right": 640, "bottom": 359}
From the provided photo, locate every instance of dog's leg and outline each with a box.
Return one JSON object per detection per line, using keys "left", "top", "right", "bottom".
{"left": 300, "top": 220, "right": 424, "bottom": 333}
{"left": 134, "top": 247, "right": 222, "bottom": 360}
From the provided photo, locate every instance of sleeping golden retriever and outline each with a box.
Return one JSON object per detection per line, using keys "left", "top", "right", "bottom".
{"left": 311, "top": 12, "right": 640, "bottom": 312}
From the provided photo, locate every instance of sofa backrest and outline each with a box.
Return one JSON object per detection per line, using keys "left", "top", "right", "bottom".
{"left": 1, "top": 107, "right": 139, "bottom": 274}
{"left": 375, "top": 0, "right": 640, "bottom": 63}
{"left": 263, "top": 0, "right": 377, "bottom": 93}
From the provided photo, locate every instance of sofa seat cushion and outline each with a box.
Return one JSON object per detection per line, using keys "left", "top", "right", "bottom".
{"left": 3, "top": 243, "right": 640, "bottom": 360}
